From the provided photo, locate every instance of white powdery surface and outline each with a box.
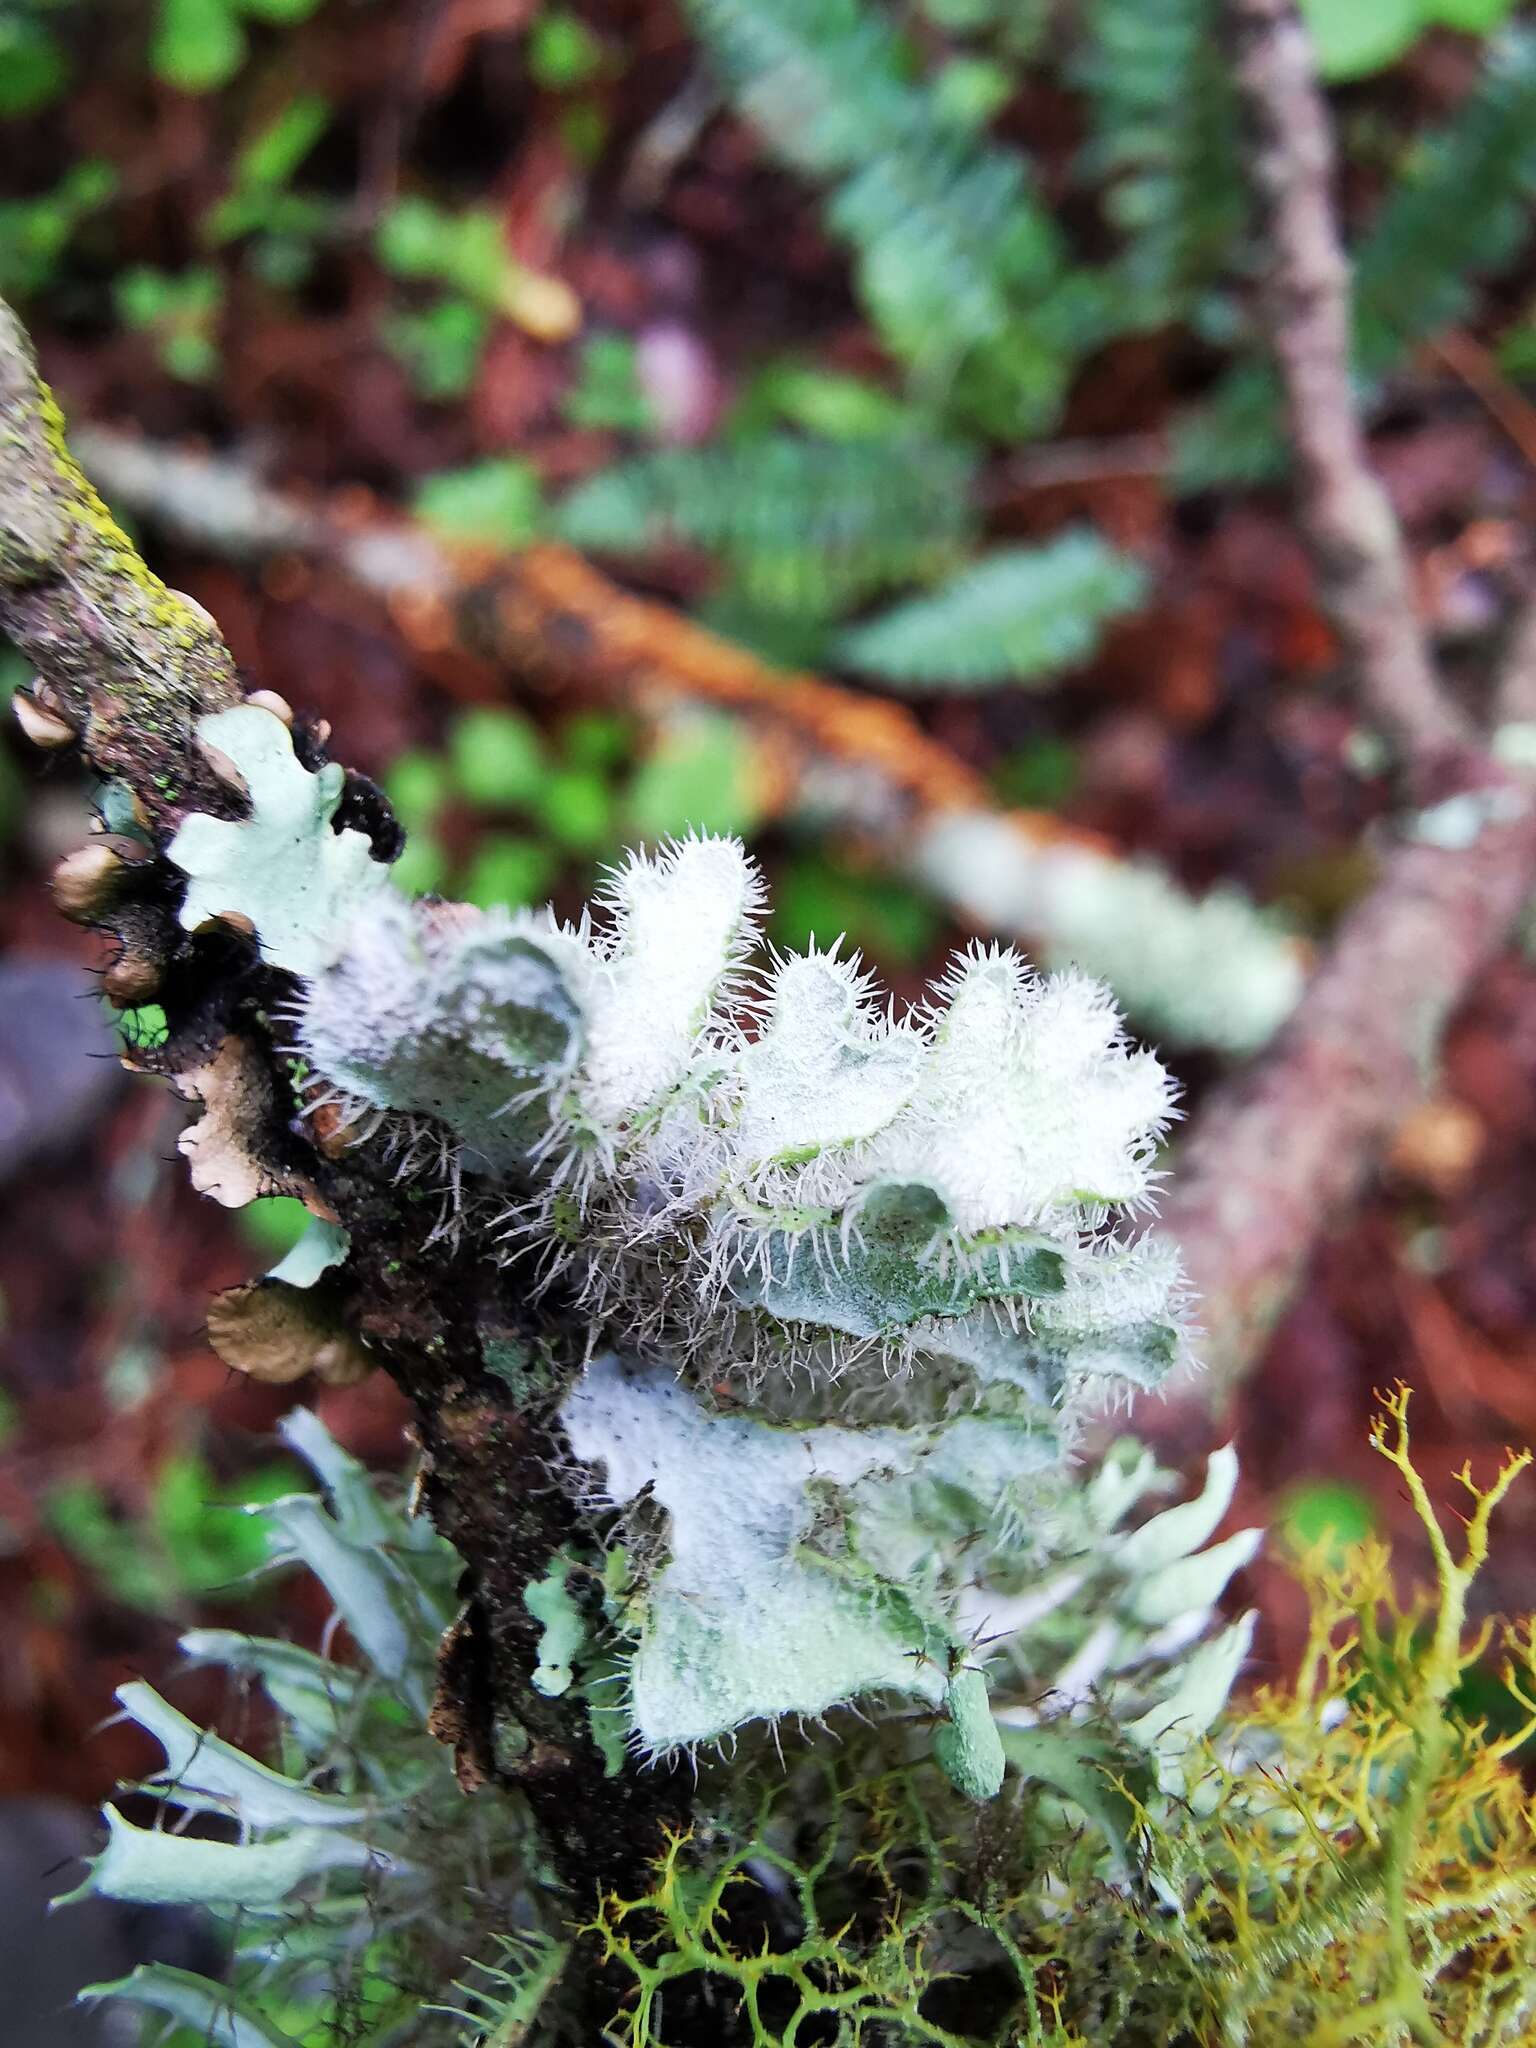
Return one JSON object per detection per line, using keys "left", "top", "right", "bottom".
{"left": 560, "top": 1357, "right": 944, "bottom": 1752}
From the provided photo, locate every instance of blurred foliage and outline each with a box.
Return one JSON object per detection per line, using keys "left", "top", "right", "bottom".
{"left": 382, "top": 705, "right": 764, "bottom": 910}
{"left": 773, "top": 847, "right": 942, "bottom": 967}
{"left": 47, "top": 1451, "right": 298, "bottom": 1611}
{"left": 2, "top": 0, "right": 1531, "bottom": 715}
{"left": 414, "top": 459, "right": 545, "bottom": 549}
{"left": 1300, "top": 0, "right": 1521, "bottom": 80}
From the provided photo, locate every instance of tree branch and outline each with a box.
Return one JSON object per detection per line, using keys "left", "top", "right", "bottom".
{"left": 0, "top": 304, "right": 242, "bottom": 830}
{"left": 1228, "top": 0, "right": 1475, "bottom": 769}
{"left": 1148, "top": 784, "right": 1536, "bottom": 1447}
{"left": 1132, "top": 6, "right": 1536, "bottom": 1445}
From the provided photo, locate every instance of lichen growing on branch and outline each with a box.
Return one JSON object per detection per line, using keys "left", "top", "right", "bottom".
{"left": 157, "top": 700, "right": 1209, "bottom": 1782}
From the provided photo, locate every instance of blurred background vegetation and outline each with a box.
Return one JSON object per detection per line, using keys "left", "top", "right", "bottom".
{"left": 8, "top": 3, "right": 1536, "bottom": 2026}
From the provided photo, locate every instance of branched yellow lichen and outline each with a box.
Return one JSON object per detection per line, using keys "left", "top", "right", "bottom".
{"left": 586, "top": 1392, "right": 1536, "bottom": 2048}
{"left": 582, "top": 1792, "right": 1080, "bottom": 2048}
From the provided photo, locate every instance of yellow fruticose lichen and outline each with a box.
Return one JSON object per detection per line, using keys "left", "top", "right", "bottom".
{"left": 587, "top": 1386, "right": 1536, "bottom": 2048}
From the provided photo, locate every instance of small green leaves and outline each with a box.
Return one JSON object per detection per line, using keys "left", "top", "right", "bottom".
{"left": 835, "top": 533, "right": 1148, "bottom": 691}
{"left": 447, "top": 706, "right": 547, "bottom": 808}
{"left": 0, "top": 15, "right": 67, "bottom": 117}
{"left": 153, "top": 0, "right": 247, "bottom": 93}
{"left": 413, "top": 459, "right": 544, "bottom": 550}
{"left": 169, "top": 706, "right": 392, "bottom": 978}
{"left": 627, "top": 712, "right": 767, "bottom": 842}
{"left": 1298, "top": 0, "right": 1518, "bottom": 79}
{"left": 557, "top": 434, "right": 977, "bottom": 620}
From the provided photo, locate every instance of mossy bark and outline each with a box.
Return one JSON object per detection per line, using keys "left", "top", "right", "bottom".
{"left": 0, "top": 292, "right": 688, "bottom": 1963}
{"left": 0, "top": 297, "right": 242, "bottom": 827}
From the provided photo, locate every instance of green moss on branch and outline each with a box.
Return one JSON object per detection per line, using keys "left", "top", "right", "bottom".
{"left": 0, "top": 295, "right": 242, "bottom": 825}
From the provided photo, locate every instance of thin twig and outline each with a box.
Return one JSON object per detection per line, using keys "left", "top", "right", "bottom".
{"left": 1228, "top": 0, "right": 1474, "bottom": 769}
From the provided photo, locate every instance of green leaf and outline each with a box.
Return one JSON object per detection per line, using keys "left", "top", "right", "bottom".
{"left": 238, "top": 0, "right": 323, "bottom": 19}
{"left": 534, "top": 765, "right": 612, "bottom": 849}
{"left": 151, "top": 1453, "right": 291, "bottom": 1595}
{"left": 380, "top": 298, "right": 489, "bottom": 401}
{"left": 447, "top": 705, "right": 547, "bottom": 806}
{"left": 557, "top": 434, "right": 977, "bottom": 619}
{"left": 835, "top": 532, "right": 1147, "bottom": 691}
{"left": 0, "top": 19, "right": 67, "bottom": 116}
{"left": 993, "top": 736, "right": 1078, "bottom": 809}
{"left": 230, "top": 93, "right": 330, "bottom": 190}
{"left": 1298, "top": 0, "right": 1421, "bottom": 77}
{"left": 1073, "top": 0, "right": 1244, "bottom": 332}
{"left": 376, "top": 195, "right": 448, "bottom": 279}
{"left": 414, "top": 458, "right": 544, "bottom": 550}
{"left": 563, "top": 333, "right": 655, "bottom": 432}
{"left": 528, "top": 9, "right": 605, "bottom": 88}
{"left": 774, "top": 851, "right": 940, "bottom": 968}
{"left": 0, "top": 159, "right": 117, "bottom": 299}
{"left": 560, "top": 709, "right": 631, "bottom": 770}
{"left": 239, "top": 1194, "right": 313, "bottom": 1261}
{"left": 1281, "top": 1478, "right": 1377, "bottom": 1553}
{"left": 1354, "top": 29, "right": 1536, "bottom": 377}
{"left": 1433, "top": 0, "right": 1520, "bottom": 24}
{"left": 931, "top": 55, "right": 1012, "bottom": 130}
{"left": 626, "top": 713, "right": 766, "bottom": 840}
{"left": 731, "top": 358, "right": 912, "bottom": 442}
{"left": 116, "top": 1002, "right": 170, "bottom": 1051}
{"left": 153, "top": 0, "right": 247, "bottom": 92}
{"left": 384, "top": 747, "right": 453, "bottom": 828}
{"left": 460, "top": 833, "right": 558, "bottom": 910}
